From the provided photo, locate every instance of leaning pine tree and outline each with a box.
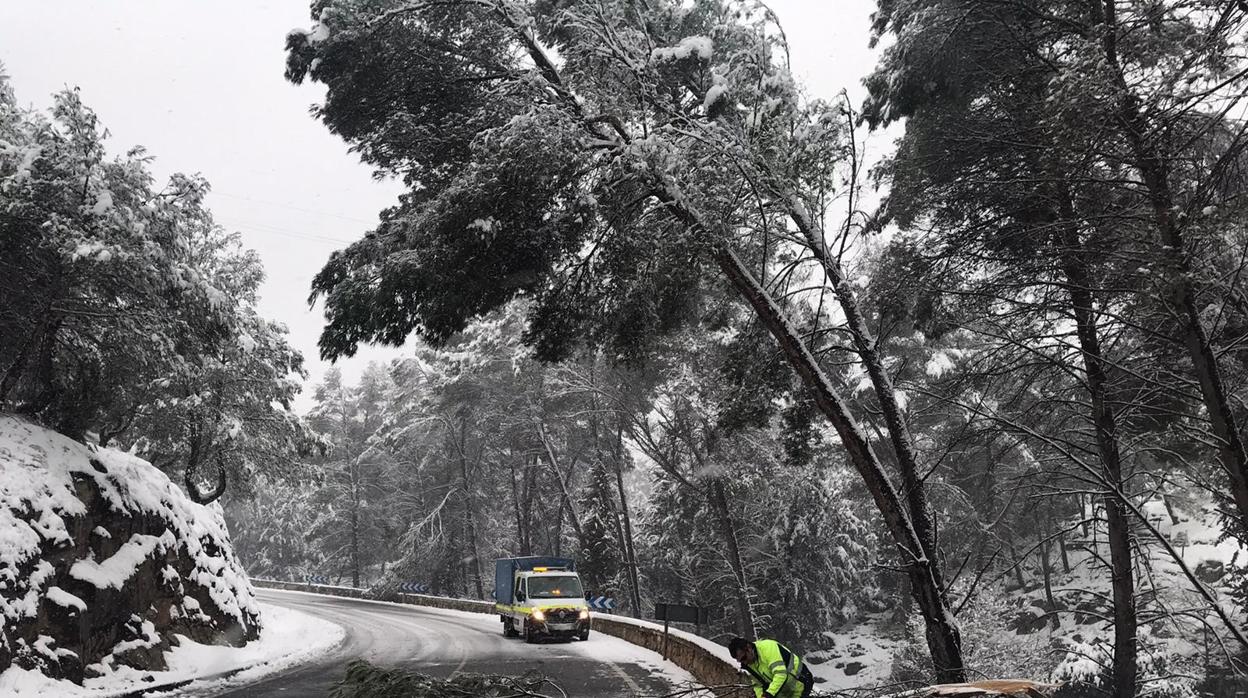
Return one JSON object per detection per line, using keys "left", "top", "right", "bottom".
{"left": 287, "top": 0, "right": 965, "bottom": 680}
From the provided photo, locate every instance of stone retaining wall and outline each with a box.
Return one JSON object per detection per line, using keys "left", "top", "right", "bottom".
{"left": 591, "top": 615, "right": 746, "bottom": 696}
{"left": 251, "top": 578, "right": 747, "bottom": 696}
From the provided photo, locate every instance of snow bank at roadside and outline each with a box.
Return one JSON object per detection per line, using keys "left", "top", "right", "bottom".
{"left": 0, "top": 602, "right": 344, "bottom": 696}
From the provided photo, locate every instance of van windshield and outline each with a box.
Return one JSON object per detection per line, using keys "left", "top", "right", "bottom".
{"left": 528, "top": 575, "right": 583, "bottom": 599}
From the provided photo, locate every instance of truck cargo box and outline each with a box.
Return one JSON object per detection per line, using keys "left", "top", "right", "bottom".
{"left": 494, "top": 556, "right": 576, "bottom": 604}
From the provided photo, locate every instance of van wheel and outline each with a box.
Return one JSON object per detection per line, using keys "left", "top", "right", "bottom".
{"left": 579, "top": 629, "right": 590, "bottom": 641}
{"left": 524, "top": 620, "right": 537, "bottom": 644}
{"left": 503, "top": 618, "right": 519, "bottom": 638}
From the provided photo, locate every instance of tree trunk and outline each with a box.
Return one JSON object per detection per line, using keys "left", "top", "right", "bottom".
{"left": 591, "top": 404, "right": 639, "bottom": 616}
{"left": 0, "top": 319, "right": 40, "bottom": 404}
{"left": 1059, "top": 212, "right": 1137, "bottom": 698}
{"left": 1138, "top": 150, "right": 1248, "bottom": 540}
{"left": 351, "top": 463, "right": 361, "bottom": 589}
{"left": 522, "top": 456, "right": 536, "bottom": 555}
{"left": 454, "top": 418, "right": 484, "bottom": 600}
{"left": 694, "top": 228, "right": 964, "bottom": 682}
{"left": 1097, "top": 0, "right": 1248, "bottom": 542}
{"left": 537, "top": 421, "right": 585, "bottom": 543}
{"left": 1039, "top": 539, "right": 1059, "bottom": 631}
{"left": 785, "top": 200, "right": 940, "bottom": 564}
{"left": 708, "top": 479, "right": 756, "bottom": 637}
{"left": 613, "top": 417, "right": 643, "bottom": 617}
{"left": 1162, "top": 494, "right": 1181, "bottom": 526}
{"left": 553, "top": 483, "right": 565, "bottom": 557}
{"left": 509, "top": 452, "right": 526, "bottom": 554}
{"left": 1058, "top": 532, "right": 1072, "bottom": 574}
{"left": 26, "top": 314, "right": 62, "bottom": 419}
{"left": 1007, "top": 539, "right": 1027, "bottom": 590}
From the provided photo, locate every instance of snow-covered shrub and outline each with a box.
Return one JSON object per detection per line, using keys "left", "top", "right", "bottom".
{"left": 754, "top": 473, "right": 885, "bottom": 644}
{"left": 1051, "top": 636, "right": 1203, "bottom": 698}
{"left": 0, "top": 415, "right": 260, "bottom": 683}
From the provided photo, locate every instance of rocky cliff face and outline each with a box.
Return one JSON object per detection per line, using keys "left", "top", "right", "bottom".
{"left": 0, "top": 415, "right": 260, "bottom": 683}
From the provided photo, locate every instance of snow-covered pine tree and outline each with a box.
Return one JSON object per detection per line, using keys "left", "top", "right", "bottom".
{"left": 288, "top": 0, "right": 967, "bottom": 678}
{"left": 0, "top": 83, "right": 315, "bottom": 501}
{"left": 865, "top": 0, "right": 1248, "bottom": 689}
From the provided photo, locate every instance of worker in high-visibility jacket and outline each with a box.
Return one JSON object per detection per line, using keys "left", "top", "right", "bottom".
{"left": 728, "top": 637, "right": 815, "bottom": 698}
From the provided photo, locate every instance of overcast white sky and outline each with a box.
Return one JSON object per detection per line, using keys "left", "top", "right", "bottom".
{"left": 0, "top": 1, "right": 883, "bottom": 410}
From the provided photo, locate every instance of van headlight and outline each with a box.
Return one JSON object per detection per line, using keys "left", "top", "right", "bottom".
{"left": 579, "top": 609, "right": 590, "bottom": 620}
{"left": 532, "top": 609, "right": 546, "bottom": 622}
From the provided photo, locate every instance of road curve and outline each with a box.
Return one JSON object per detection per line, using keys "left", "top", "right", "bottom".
{"left": 215, "top": 588, "right": 695, "bottom": 697}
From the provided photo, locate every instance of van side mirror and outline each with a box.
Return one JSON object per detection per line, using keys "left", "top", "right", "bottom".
{"left": 516, "top": 590, "right": 526, "bottom": 601}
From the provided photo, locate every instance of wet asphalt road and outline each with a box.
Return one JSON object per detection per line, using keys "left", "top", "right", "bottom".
{"left": 210, "top": 588, "right": 692, "bottom": 697}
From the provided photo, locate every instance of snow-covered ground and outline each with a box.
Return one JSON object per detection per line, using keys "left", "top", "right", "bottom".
{"left": 0, "top": 603, "right": 344, "bottom": 696}
{"left": 803, "top": 499, "right": 1248, "bottom": 694}
{"left": 809, "top": 619, "right": 901, "bottom": 689}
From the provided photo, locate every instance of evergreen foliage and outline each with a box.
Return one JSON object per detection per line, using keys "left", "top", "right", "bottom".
{"left": 264, "top": 0, "right": 1248, "bottom": 688}
{"left": 285, "top": 0, "right": 973, "bottom": 679}
{"left": 0, "top": 81, "right": 315, "bottom": 500}
{"left": 331, "top": 660, "right": 562, "bottom": 698}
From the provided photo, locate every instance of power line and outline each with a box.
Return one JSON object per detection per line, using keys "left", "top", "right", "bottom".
{"left": 211, "top": 190, "right": 380, "bottom": 225}
{"left": 222, "top": 218, "right": 358, "bottom": 246}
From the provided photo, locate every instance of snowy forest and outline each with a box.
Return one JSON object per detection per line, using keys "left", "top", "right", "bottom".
{"left": 4, "top": 0, "right": 1248, "bottom": 696}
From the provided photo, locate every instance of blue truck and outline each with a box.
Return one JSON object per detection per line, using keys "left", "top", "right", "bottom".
{"left": 494, "top": 557, "right": 590, "bottom": 642}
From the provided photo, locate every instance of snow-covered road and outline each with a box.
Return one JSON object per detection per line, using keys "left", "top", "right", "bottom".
{"left": 216, "top": 588, "right": 697, "bottom": 697}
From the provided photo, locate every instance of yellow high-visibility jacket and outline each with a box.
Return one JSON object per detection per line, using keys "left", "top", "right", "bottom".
{"left": 743, "top": 639, "right": 807, "bottom": 698}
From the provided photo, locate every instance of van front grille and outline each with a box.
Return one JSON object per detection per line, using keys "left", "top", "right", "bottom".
{"left": 545, "top": 608, "right": 580, "bottom": 623}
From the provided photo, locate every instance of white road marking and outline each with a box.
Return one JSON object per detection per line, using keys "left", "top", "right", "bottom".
{"left": 446, "top": 648, "right": 470, "bottom": 680}
{"left": 608, "top": 661, "right": 644, "bottom": 695}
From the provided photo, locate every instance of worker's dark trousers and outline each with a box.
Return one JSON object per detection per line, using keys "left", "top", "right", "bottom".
{"left": 798, "top": 666, "right": 814, "bottom": 698}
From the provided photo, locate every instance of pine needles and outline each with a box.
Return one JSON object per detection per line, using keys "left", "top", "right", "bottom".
{"left": 330, "top": 660, "right": 568, "bottom": 698}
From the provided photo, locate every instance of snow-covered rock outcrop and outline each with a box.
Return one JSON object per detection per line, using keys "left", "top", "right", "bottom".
{"left": 0, "top": 414, "right": 260, "bottom": 683}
